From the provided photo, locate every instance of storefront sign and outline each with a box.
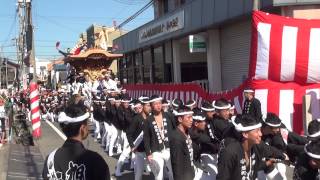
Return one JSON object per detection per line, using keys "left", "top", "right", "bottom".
{"left": 189, "top": 35, "right": 206, "bottom": 53}
{"left": 139, "top": 10, "right": 184, "bottom": 43}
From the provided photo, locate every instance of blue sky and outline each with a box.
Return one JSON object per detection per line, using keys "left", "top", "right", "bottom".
{"left": 0, "top": 0, "right": 154, "bottom": 61}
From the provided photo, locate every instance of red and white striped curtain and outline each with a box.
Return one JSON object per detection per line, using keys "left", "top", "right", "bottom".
{"left": 125, "top": 11, "right": 320, "bottom": 134}
{"left": 249, "top": 11, "right": 320, "bottom": 84}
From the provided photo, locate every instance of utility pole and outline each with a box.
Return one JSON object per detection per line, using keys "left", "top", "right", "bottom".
{"left": 0, "top": 56, "right": 2, "bottom": 89}
{"left": 25, "top": 0, "right": 37, "bottom": 82}
{"left": 17, "top": 0, "right": 27, "bottom": 89}
{"left": 17, "top": 1, "right": 24, "bottom": 90}
{"left": 5, "top": 59, "right": 8, "bottom": 88}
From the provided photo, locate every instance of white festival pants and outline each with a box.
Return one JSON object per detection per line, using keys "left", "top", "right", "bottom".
{"left": 105, "top": 125, "right": 117, "bottom": 151}
{"left": 94, "top": 119, "right": 101, "bottom": 139}
{"left": 109, "top": 128, "right": 122, "bottom": 156}
{"left": 150, "top": 148, "right": 174, "bottom": 180}
{"left": 115, "top": 142, "right": 132, "bottom": 174}
{"left": 101, "top": 122, "right": 111, "bottom": 147}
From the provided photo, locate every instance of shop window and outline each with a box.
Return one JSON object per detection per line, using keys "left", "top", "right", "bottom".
{"left": 135, "top": 66, "right": 143, "bottom": 84}
{"left": 127, "top": 53, "right": 135, "bottom": 68}
{"left": 164, "top": 41, "right": 173, "bottom": 82}
{"left": 164, "top": 64, "right": 172, "bottom": 83}
{"left": 119, "top": 57, "right": 127, "bottom": 69}
{"left": 143, "top": 66, "right": 152, "bottom": 83}
{"left": 143, "top": 50, "right": 151, "bottom": 66}
{"left": 181, "top": 62, "right": 208, "bottom": 82}
{"left": 128, "top": 68, "right": 134, "bottom": 84}
{"left": 154, "top": 46, "right": 164, "bottom": 83}
{"left": 135, "top": 51, "right": 143, "bottom": 66}
{"left": 120, "top": 69, "right": 128, "bottom": 84}
{"left": 143, "top": 49, "right": 152, "bottom": 83}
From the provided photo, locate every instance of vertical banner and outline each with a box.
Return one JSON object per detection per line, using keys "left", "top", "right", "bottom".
{"left": 30, "top": 82, "right": 41, "bottom": 138}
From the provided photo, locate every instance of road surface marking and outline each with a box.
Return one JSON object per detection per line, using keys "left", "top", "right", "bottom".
{"left": 45, "top": 120, "right": 67, "bottom": 141}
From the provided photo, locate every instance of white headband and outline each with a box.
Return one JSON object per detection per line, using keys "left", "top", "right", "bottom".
{"left": 107, "top": 90, "right": 118, "bottom": 93}
{"left": 193, "top": 115, "right": 206, "bottom": 121}
{"left": 304, "top": 143, "right": 320, "bottom": 159}
{"left": 149, "top": 97, "right": 163, "bottom": 103}
{"left": 142, "top": 100, "right": 151, "bottom": 104}
{"left": 138, "top": 96, "right": 149, "bottom": 101}
{"left": 232, "top": 121, "right": 262, "bottom": 132}
{"left": 186, "top": 101, "right": 196, "bottom": 107}
{"left": 201, "top": 107, "right": 215, "bottom": 112}
{"left": 58, "top": 112, "right": 90, "bottom": 124}
{"left": 308, "top": 131, "right": 320, "bottom": 138}
{"left": 244, "top": 89, "right": 254, "bottom": 93}
{"left": 108, "top": 98, "right": 115, "bottom": 101}
{"left": 172, "top": 109, "right": 178, "bottom": 115}
{"left": 162, "top": 102, "right": 170, "bottom": 106}
{"left": 174, "top": 111, "right": 194, "bottom": 116}
{"left": 172, "top": 100, "right": 180, "bottom": 107}
{"left": 121, "top": 99, "right": 131, "bottom": 103}
{"left": 265, "top": 122, "right": 282, "bottom": 128}
{"left": 213, "top": 104, "right": 231, "bottom": 110}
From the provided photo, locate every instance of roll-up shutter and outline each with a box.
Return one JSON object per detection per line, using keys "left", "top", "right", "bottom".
{"left": 220, "top": 20, "right": 251, "bottom": 90}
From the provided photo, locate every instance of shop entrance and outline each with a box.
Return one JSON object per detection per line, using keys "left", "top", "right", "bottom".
{"left": 181, "top": 62, "right": 207, "bottom": 82}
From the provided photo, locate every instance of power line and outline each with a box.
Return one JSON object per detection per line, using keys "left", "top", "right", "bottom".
{"left": 116, "top": 0, "right": 153, "bottom": 29}
{"left": 0, "top": 8, "right": 18, "bottom": 49}
{"left": 36, "top": 15, "right": 151, "bottom": 20}
{"left": 111, "top": 0, "right": 148, "bottom": 5}
{"left": 35, "top": 40, "right": 75, "bottom": 43}
{"left": 37, "top": 15, "right": 80, "bottom": 33}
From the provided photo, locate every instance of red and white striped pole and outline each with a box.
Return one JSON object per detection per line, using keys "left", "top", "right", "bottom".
{"left": 30, "top": 82, "right": 41, "bottom": 138}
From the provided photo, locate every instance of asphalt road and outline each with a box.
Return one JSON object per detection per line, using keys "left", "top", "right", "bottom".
{"left": 36, "top": 120, "right": 153, "bottom": 180}
{"left": 2, "top": 119, "right": 294, "bottom": 180}
{"left": 6, "top": 144, "right": 44, "bottom": 180}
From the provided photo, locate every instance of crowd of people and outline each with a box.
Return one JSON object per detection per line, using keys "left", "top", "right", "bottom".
{"left": 0, "top": 90, "right": 31, "bottom": 147}
{"left": 40, "top": 69, "right": 320, "bottom": 180}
